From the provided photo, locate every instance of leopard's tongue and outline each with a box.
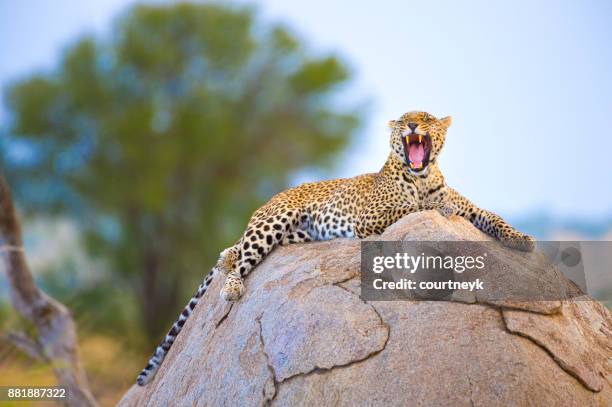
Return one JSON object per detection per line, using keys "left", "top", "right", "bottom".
{"left": 408, "top": 143, "right": 425, "bottom": 167}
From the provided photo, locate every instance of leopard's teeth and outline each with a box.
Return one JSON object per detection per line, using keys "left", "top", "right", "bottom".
{"left": 409, "top": 161, "right": 423, "bottom": 170}
{"left": 418, "top": 135, "right": 422, "bottom": 143}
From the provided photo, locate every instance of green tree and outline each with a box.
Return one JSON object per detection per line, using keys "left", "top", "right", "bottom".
{"left": 2, "top": 3, "right": 360, "bottom": 340}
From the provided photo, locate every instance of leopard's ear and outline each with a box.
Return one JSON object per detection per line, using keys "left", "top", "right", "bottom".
{"left": 439, "top": 116, "right": 452, "bottom": 129}
{"left": 388, "top": 119, "right": 398, "bottom": 129}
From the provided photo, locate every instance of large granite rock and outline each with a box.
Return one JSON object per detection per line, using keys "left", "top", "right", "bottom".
{"left": 119, "top": 211, "right": 611, "bottom": 406}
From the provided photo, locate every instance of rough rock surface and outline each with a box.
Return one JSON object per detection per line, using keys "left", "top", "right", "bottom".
{"left": 119, "top": 211, "right": 612, "bottom": 406}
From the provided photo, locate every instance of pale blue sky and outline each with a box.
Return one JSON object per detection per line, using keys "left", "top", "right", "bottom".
{"left": 1, "top": 0, "right": 611, "bottom": 218}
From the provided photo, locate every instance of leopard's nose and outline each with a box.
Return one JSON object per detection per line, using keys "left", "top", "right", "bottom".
{"left": 407, "top": 122, "right": 417, "bottom": 131}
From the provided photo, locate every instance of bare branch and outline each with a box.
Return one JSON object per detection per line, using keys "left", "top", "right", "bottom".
{"left": 2, "top": 331, "right": 46, "bottom": 361}
{"left": 0, "top": 174, "right": 99, "bottom": 407}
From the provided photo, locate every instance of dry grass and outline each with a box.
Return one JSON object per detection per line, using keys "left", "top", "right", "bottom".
{"left": 0, "top": 334, "right": 145, "bottom": 407}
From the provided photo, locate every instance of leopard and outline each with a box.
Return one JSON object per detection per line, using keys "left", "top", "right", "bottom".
{"left": 136, "top": 111, "right": 535, "bottom": 385}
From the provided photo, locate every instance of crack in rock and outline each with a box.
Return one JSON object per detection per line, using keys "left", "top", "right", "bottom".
{"left": 466, "top": 367, "right": 476, "bottom": 407}
{"left": 497, "top": 307, "right": 603, "bottom": 393}
{"left": 256, "top": 280, "right": 390, "bottom": 392}
{"left": 275, "top": 282, "right": 390, "bottom": 386}
{"left": 215, "top": 303, "right": 234, "bottom": 329}
{"left": 276, "top": 328, "right": 390, "bottom": 387}
{"left": 257, "top": 316, "right": 278, "bottom": 406}
{"left": 464, "top": 302, "right": 604, "bottom": 394}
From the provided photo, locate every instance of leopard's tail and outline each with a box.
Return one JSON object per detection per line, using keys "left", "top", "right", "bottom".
{"left": 136, "top": 268, "right": 216, "bottom": 386}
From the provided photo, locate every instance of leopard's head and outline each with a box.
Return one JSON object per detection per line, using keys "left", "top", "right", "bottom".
{"left": 389, "top": 111, "right": 452, "bottom": 175}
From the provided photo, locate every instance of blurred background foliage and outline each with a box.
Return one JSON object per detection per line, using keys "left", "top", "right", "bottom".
{"left": 0, "top": 3, "right": 360, "bottom": 403}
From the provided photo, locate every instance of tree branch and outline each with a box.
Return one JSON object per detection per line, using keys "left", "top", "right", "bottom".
{"left": 2, "top": 331, "right": 46, "bottom": 361}
{"left": 0, "top": 173, "right": 98, "bottom": 407}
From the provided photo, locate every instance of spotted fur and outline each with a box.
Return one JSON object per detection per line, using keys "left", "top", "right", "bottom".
{"left": 136, "top": 111, "right": 535, "bottom": 385}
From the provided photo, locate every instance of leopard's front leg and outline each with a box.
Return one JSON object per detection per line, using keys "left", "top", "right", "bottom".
{"left": 220, "top": 204, "right": 306, "bottom": 301}
{"left": 444, "top": 187, "right": 535, "bottom": 252}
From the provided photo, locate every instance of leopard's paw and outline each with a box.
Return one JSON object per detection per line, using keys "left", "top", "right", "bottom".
{"left": 436, "top": 204, "right": 456, "bottom": 218}
{"left": 425, "top": 200, "right": 455, "bottom": 218}
{"left": 217, "top": 247, "right": 239, "bottom": 275}
{"left": 503, "top": 235, "right": 536, "bottom": 253}
{"left": 419, "top": 201, "right": 451, "bottom": 215}
{"left": 220, "top": 276, "right": 245, "bottom": 301}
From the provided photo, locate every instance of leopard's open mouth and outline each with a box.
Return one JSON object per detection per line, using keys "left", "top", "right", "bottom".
{"left": 402, "top": 133, "right": 431, "bottom": 172}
